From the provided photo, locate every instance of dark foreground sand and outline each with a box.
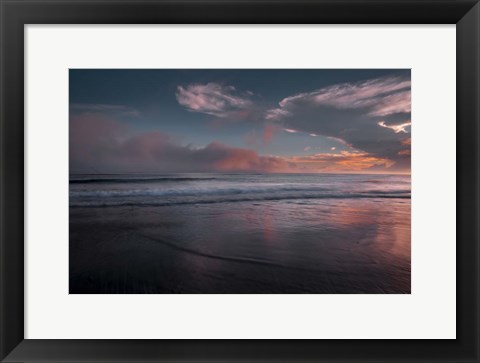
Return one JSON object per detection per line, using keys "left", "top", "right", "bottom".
{"left": 69, "top": 198, "right": 410, "bottom": 294}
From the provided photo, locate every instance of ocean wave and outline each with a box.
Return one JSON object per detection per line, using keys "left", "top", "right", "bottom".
{"left": 70, "top": 184, "right": 411, "bottom": 199}
{"left": 70, "top": 192, "right": 411, "bottom": 208}
{"left": 69, "top": 177, "right": 217, "bottom": 184}
{"left": 69, "top": 185, "right": 333, "bottom": 198}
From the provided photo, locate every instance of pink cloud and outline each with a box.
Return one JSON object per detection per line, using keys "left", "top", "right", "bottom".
{"left": 244, "top": 124, "right": 280, "bottom": 147}
{"left": 69, "top": 113, "right": 129, "bottom": 167}
{"left": 208, "top": 142, "right": 293, "bottom": 172}
{"left": 70, "top": 114, "right": 293, "bottom": 173}
{"left": 401, "top": 137, "right": 412, "bottom": 146}
{"left": 262, "top": 124, "right": 279, "bottom": 143}
{"left": 176, "top": 83, "right": 253, "bottom": 118}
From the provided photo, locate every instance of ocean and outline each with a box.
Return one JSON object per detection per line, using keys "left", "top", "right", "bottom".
{"left": 69, "top": 173, "right": 411, "bottom": 294}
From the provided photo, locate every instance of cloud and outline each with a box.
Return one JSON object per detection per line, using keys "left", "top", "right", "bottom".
{"left": 369, "top": 91, "right": 411, "bottom": 117}
{"left": 70, "top": 114, "right": 294, "bottom": 173}
{"left": 71, "top": 76, "right": 411, "bottom": 173}
{"left": 244, "top": 124, "right": 281, "bottom": 147}
{"left": 286, "top": 151, "right": 395, "bottom": 172}
{"left": 176, "top": 83, "right": 254, "bottom": 118}
{"left": 174, "top": 76, "right": 410, "bottom": 172}
{"left": 265, "top": 108, "right": 291, "bottom": 120}
{"left": 70, "top": 114, "right": 398, "bottom": 174}
{"left": 401, "top": 137, "right": 412, "bottom": 146}
{"left": 327, "top": 136, "right": 354, "bottom": 148}
{"left": 277, "top": 76, "right": 410, "bottom": 116}
{"left": 208, "top": 143, "right": 293, "bottom": 172}
{"left": 398, "top": 149, "right": 411, "bottom": 156}
{"left": 260, "top": 75, "right": 411, "bottom": 171}
{"left": 70, "top": 103, "right": 141, "bottom": 117}
{"left": 378, "top": 120, "right": 411, "bottom": 133}
{"left": 262, "top": 124, "right": 279, "bottom": 143}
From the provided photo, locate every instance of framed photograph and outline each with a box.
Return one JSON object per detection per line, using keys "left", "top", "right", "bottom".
{"left": 1, "top": 0, "right": 478, "bottom": 362}
{"left": 68, "top": 68, "right": 412, "bottom": 295}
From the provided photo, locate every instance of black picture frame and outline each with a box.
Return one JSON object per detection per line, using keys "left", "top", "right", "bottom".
{"left": 1, "top": 0, "right": 479, "bottom": 362}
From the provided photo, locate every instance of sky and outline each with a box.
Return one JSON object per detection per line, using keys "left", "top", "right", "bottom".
{"left": 69, "top": 69, "right": 411, "bottom": 174}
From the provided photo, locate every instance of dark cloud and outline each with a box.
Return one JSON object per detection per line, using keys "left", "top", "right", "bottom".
{"left": 265, "top": 76, "right": 411, "bottom": 171}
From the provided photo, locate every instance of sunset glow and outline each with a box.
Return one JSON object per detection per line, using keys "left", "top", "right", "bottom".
{"left": 70, "top": 69, "right": 411, "bottom": 174}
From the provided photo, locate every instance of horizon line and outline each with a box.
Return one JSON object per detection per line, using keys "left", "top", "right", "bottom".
{"left": 69, "top": 171, "right": 411, "bottom": 176}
